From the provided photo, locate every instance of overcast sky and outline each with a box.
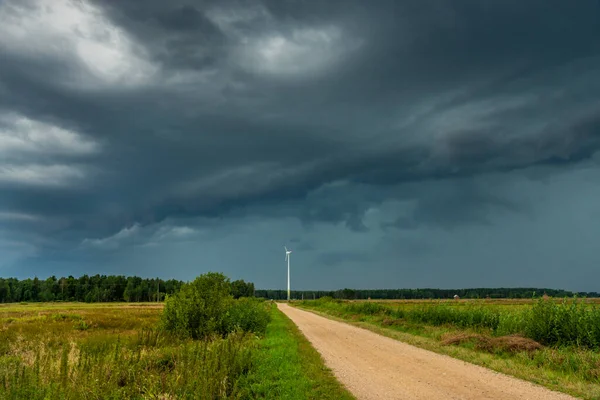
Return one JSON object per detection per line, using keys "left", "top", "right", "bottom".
{"left": 1, "top": 0, "right": 599, "bottom": 291}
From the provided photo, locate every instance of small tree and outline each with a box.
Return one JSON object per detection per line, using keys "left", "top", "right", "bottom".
{"left": 231, "top": 279, "right": 255, "bottom": 299}
{"left": 161, "top": 272, "right": 233, "bottom": 339}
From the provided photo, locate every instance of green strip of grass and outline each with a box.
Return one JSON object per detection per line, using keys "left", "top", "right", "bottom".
{"left": 238, "top": 306, "right": 355, "bottom": 400}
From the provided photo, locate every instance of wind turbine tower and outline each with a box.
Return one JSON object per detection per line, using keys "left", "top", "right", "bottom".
{"left": 285, "top": 246, "right": 292, "bottom": 301}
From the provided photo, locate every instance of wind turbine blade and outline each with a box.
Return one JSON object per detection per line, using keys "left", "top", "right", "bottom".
{"left": 284, "top": 246, "right": 288, "bottom": 252}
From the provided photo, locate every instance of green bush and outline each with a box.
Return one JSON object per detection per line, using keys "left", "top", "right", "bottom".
{"left": 161, "top": 272, "right": 270, "bottom": 339}
{"left": 73, "top": 320, "right": 89, "bottom": 331}
{"left": 225, "top": 298, "right": 271, "bottom": 335}
{"left": 161, "top": 272, "right": 232, "bottom": 339}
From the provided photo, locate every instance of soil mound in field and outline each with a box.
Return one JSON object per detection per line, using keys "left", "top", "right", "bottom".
{"left": 441, "top": 333, "right": 482, "bottom": 345}
{"left": 442, "top": 333, "right": 542, "bottom": 353}
{"left": 480, "top": 335, "right": 543, "bottom": 353}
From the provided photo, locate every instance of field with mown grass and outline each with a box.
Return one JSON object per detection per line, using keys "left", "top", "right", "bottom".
{"left": 0, "top": 301, "right": 351, "bottom": 399}
{"left": 297, "top": 297, "right": 600, "bottom": 399}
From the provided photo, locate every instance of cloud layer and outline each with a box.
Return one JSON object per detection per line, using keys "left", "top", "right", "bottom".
{"left": 1, "top": 0, "right": 599, "bottom": 290}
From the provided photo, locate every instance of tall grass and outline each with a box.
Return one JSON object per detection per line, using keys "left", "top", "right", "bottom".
{"left": 303, "top": 297, "right": 600, "bottom": 348}
{"left": 393, "top": 304, "right": 500, "bottom": 330}
{"left": 0, "top": 302, "right": 261, "bottom": 400}
{"left": 524, "top": 298, "right": 600, "bottom": 349}
{"left": 306, "top": 299, "right": 500, "bottom": 330}
{"left": 0, "top": 331, "right": 255, "bottom": 399}
{"left": 346, "top": 301, "right": 391, "bottom": 316}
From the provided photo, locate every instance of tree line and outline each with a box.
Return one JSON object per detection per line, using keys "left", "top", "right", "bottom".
{"left": 0, "top": 275, "right": 257, "bottom": 303}
{"left": 255, "top": 287, "right": 599, "bottom": 300}
{"left": 0, "top": 275, "right": 595, "bottom": 303}
{"left": 0, "top": 275, "right": 182, "bottom": 303}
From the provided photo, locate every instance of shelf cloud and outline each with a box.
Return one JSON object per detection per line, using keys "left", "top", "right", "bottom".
{"left": 1, "top": 0, "right": 599, "bottom": 291}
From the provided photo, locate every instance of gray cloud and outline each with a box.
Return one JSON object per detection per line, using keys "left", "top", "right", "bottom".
{"left": 1, "top": 0, "right": 599, "bottom": 290}
{"left": 318, "top": 251, "right": 372, "bottom": 267}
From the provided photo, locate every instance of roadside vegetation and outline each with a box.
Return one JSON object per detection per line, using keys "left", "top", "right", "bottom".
{"left": 239, "top": 306, "right": 354, "bottom": 400}
{"left": 0, "top": 273, "right": 346, "bottom": 399}
{"left": 297, "top": 297, "right": 600, "bottom": 399}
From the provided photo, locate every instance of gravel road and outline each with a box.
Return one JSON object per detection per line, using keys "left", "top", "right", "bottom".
{"left": 277, "top": 303, "right": 576, "bottom": 400}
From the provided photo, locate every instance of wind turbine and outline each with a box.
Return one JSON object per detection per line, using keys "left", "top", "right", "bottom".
{"left": 285, "top": 246, "right": 292, "bottom": 301}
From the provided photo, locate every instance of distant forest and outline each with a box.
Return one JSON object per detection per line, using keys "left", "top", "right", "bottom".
{"left": 0, "top": 275, "right": 596, "bottom": 303}
{"left": 256, "top": 288, "right": 600, "bottom": 300}
{"left": 0, "top": 275, "right": 184, "bottom": 303}
{"left": 0, "top": 275, "right": 256, "bottom": 303}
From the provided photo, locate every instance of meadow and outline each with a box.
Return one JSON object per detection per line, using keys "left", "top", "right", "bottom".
{"left": 0, "top": 276, "right": 352, "bottom": 399}
{"left": 297, "top": 297, "right": 600, "bottom": 399}
{"left": 4, "top": 286, "right": 599, "bottom": 399}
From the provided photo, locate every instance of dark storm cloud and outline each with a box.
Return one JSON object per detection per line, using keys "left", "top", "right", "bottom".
{"left": 95, "top": 1, "right": 227, "bottom": 71}
{"left": 388, "top": 180, "right": 522, "bottom": 231}
{"left": 318, "top": 251, "right": 371, "bottom": 267}
{"left": 1, "top": 0, "right": 600, "bottom": 287}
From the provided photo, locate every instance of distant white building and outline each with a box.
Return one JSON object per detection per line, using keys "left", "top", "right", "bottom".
{"left": 453, "top": 294, "right": 460, "bottom": 300}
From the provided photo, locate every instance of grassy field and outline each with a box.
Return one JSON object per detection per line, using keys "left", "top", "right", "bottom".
{"left": 297, "top": 297, "right": 600, "bottom": 399}
{"left": 0, "top": 301, "right": 351, "bottom": 399}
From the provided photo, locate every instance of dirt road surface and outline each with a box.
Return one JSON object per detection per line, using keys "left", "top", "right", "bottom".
{"left": 277, "top": 303, "right": 576, "bottom": 400}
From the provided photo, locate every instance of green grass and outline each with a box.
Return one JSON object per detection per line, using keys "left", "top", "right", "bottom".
{"left": 239, "top": 306, "right": 355, "bottom": 400}
{"left": 296, "top": 298, "right": 600, "bottom": 399}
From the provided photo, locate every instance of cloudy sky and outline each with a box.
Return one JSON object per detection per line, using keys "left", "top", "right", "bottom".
{"left": 1, "top": 0, "right": 599, "bottom": 291}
